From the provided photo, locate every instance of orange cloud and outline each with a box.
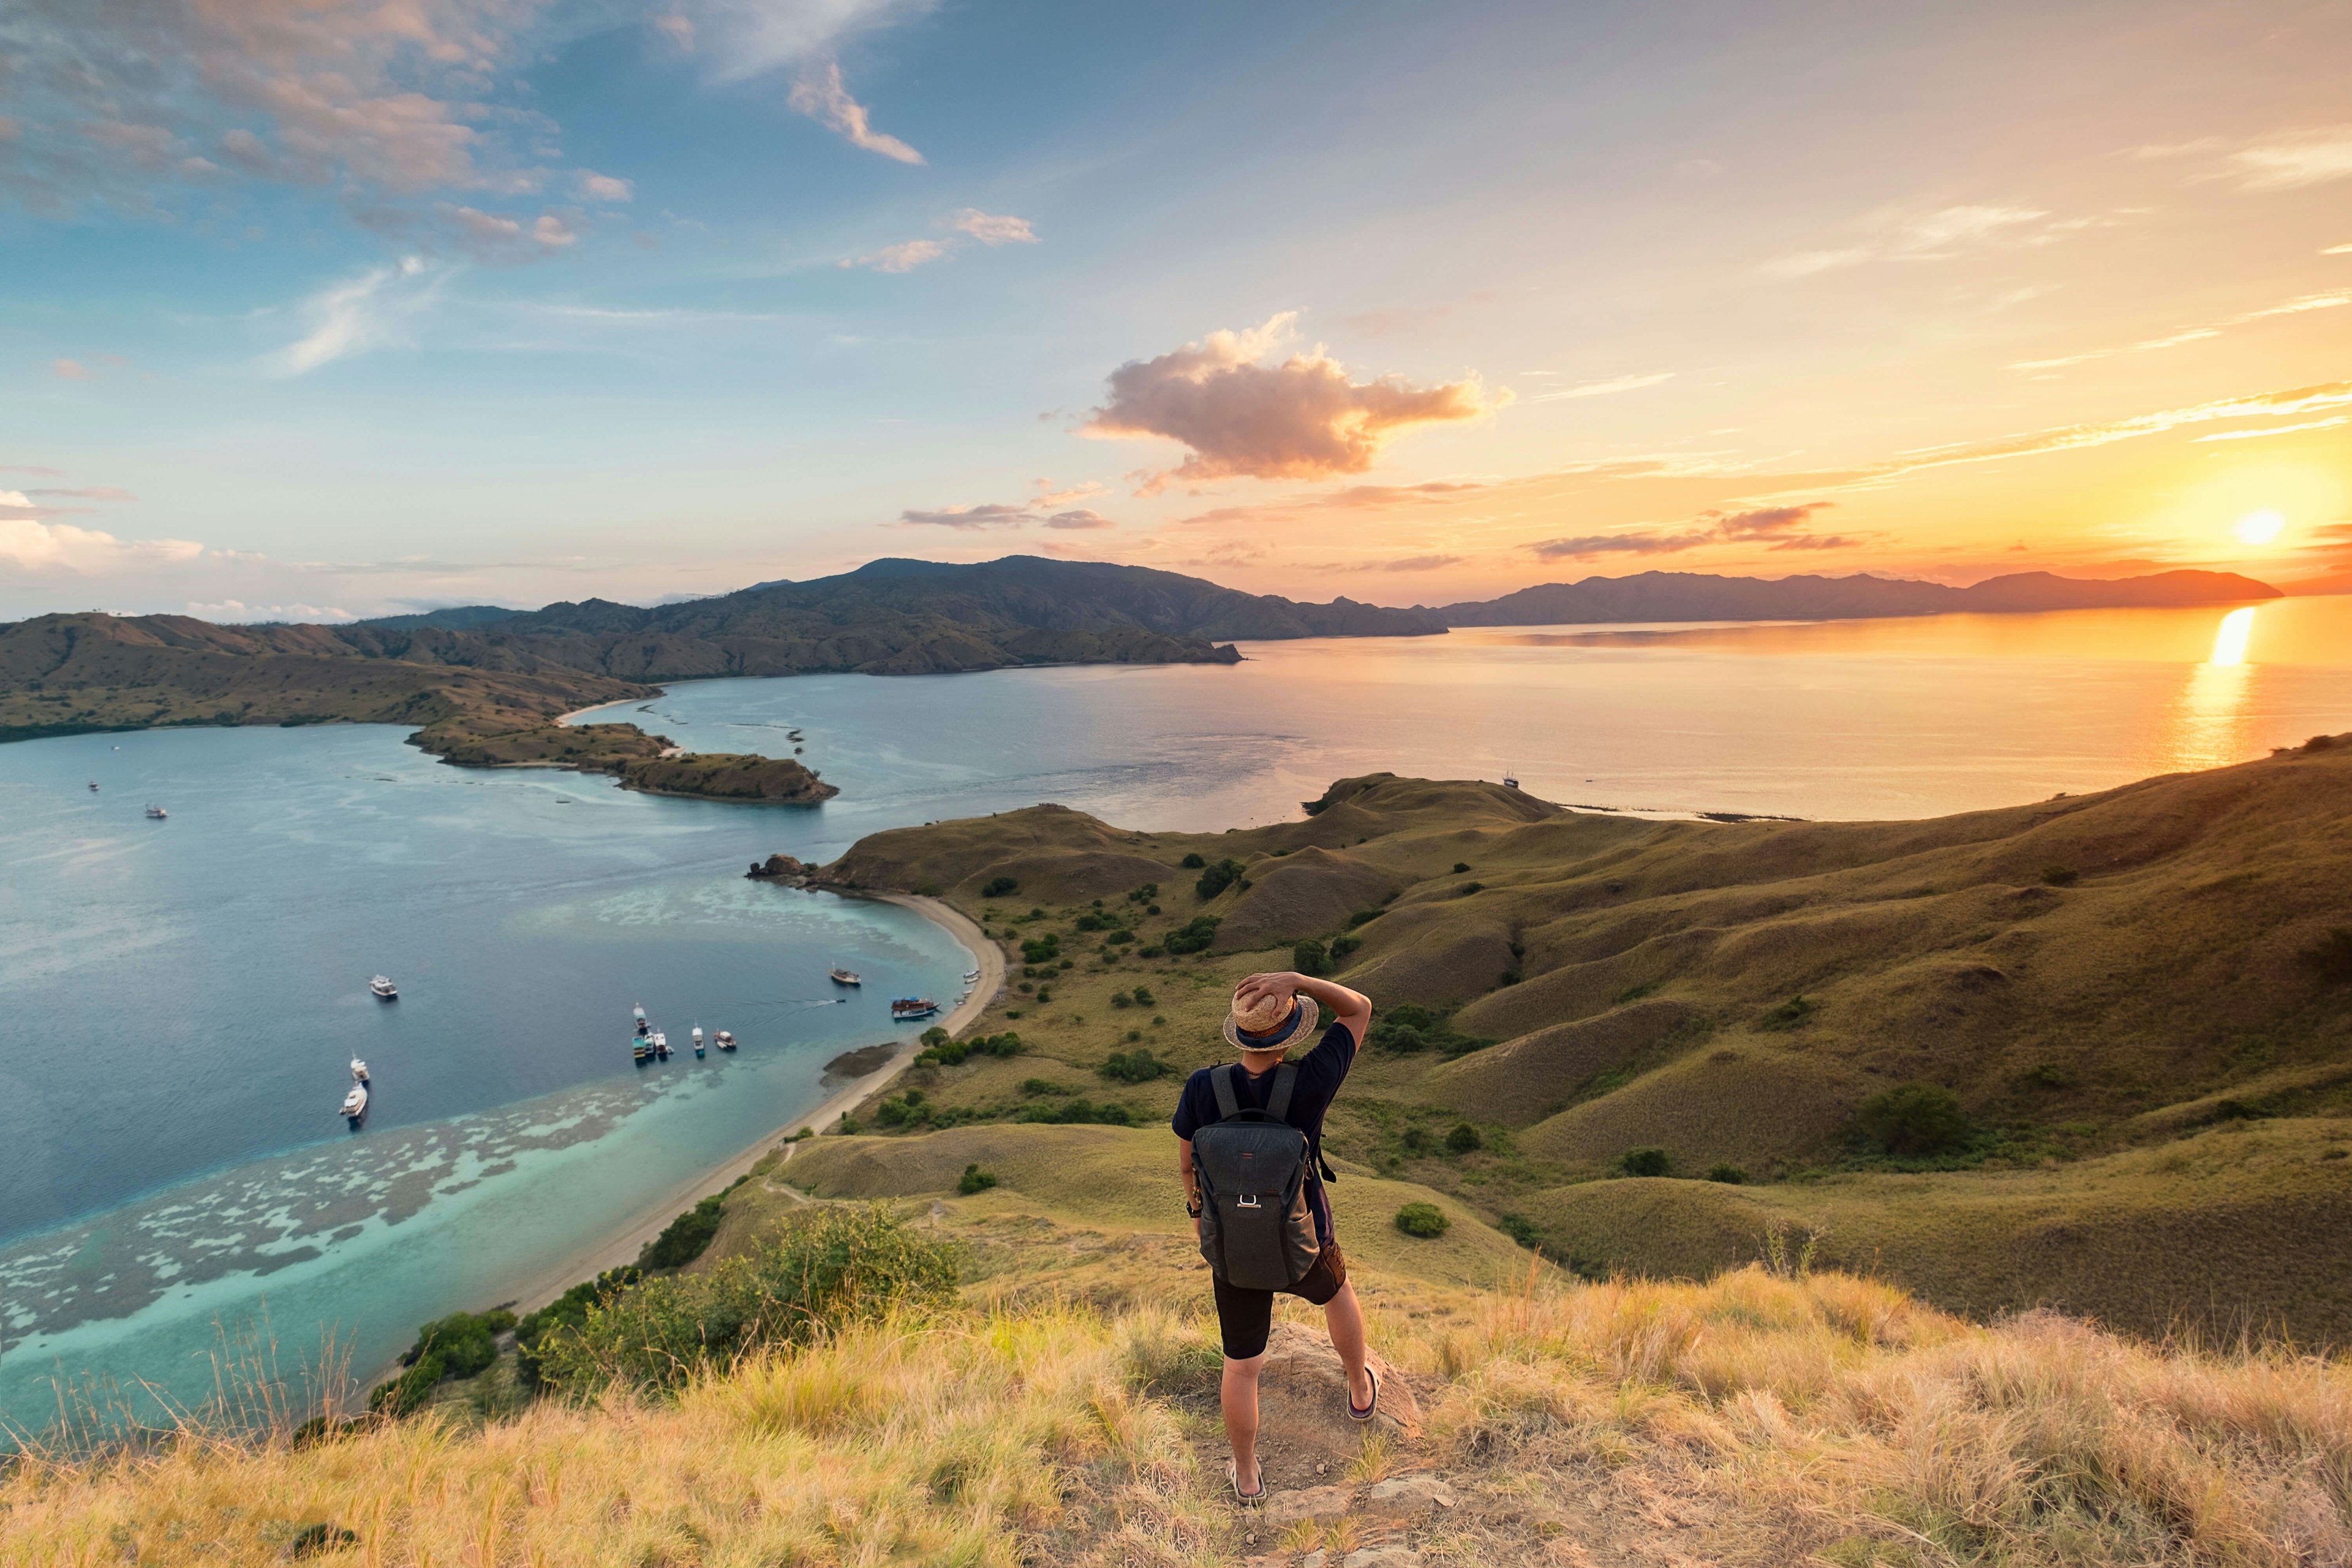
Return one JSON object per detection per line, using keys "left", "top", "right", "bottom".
{"left": 1083, "top": 313, "right": 1501, "bottom": 491}
{"left": 788, "top": 60, "right": 924, "bottom": 165}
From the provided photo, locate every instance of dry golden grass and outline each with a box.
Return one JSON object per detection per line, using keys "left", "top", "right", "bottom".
{"left": 9, "top": 1252, "right": 2346, "bottom": 1566}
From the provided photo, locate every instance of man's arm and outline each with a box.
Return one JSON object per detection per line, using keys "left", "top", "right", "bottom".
{"left": 1234, "top": 971, "right": 1372, "bottom": 1048}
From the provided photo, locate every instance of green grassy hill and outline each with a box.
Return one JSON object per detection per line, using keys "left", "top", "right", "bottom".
{"left": 802, "top": 736, "right": 2352, "bottom": 1344}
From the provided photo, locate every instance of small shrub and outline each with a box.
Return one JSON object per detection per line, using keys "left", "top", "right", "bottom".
{"left": 1180, "top": 852, "right": 1206, "bottom": 869}
{"left": 1099, "top": 1048, "right": 1172, "bottom": 1084}
{"left": 1458, "top": 881, "right": 1483, "bottom": 895}
{"left": 1757, "top": 995, "right": 1816, "bottom": 1031}
{"left": 981, "top": 875, "right": 1019, "bottom": 897}
{"left": 1618, "top": 1147, "right": 1671, "bottom": 1178}
{"left": 1498, "top": 968, "right": 1522, "bottom": 986}
{"left": 1855, "top": 1083, "right": 1970, "bottom": 1156}
{"left": 957, "top": 1164, "right": 998, "bottom": 1195}
{"left": 1020, "top": 1077, "right": 1070, "bottom": 1096}
{"left": 1452, "top": 862, "right": 1470, "bottom": 874}
{"left": 2021, "top": 1061, "right": 2076, "bottom": 1089}
{"left": 1400, "top": 1126, "right": 1432, "bottom": 1155}
{"left": 2301, "top": 927, "right": 2352, "bottom": 983}
{"left": 1496, "top": 1212, "right": 1541, "bottom": 1249}
{"left": 1195, "top": 858, "right": 1248, "bottom": 900}
{"left": 1329, "top": 934, "right": 1361, "bottom": 962}
{"left": 1016, "top": 1097, "right": 1136, "bottom": 1126}
{"left": 1126, "top": 883, "right": 1160, "bottom": 903}
{"left": 1613, "top": 981, "right": 1659, "bottom": 1005}
{"left": 913, "top": 883, "right": 943, "bottom": 898}
{"left": 1163, "top": 915, "right": 1221, "bottom": 954}
{"left": 535, "top": 1207, "right": 957, "bottom": 1393}
{"left": 1294, "top": 938, "right": 1328, "bottom": 976}
{"left": 638, "top": 1194, "right": 726, "bottom": 1271}
{"left": 1393, "top": 1202, "right": 1450, "bottom": 1238}
{"left": 368, "top": 1351, "right": 445, "bottom": 1415}
{"left": 2041, "top": 865, "right": 2080, "bottom": 887}
{"left": 1705, "top": 1163, "right": 1747, "bottom": 1185}
{"left": 1346, "top": 908, "right": 1384, "bottom": 928}
{"left": 920, "top": 1025, "right": 949, "bottom": 1047}
{"left": 1445, "top": 1122, "right": 1483, "bottom": 1154}
{"left": 1131, "top": 986, "right": 1155, "bottom": 1006}
{"left": 1110, "top": 991, "right": 1134, "bottom": 1008}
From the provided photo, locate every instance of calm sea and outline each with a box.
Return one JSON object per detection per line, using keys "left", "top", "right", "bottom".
{"left": 2, "top": 595, "right": 2348, "bottom": 1428}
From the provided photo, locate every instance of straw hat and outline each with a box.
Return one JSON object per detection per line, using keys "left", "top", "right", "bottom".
{"left": 1221, "top": 985, "right": 1321, "bottom": 1055}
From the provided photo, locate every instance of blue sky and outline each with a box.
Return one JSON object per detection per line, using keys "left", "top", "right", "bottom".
{"left": 4, "top": 0, "right": 2350, "bottom": 619}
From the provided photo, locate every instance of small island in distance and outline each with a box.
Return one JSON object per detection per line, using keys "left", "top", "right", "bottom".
{"left": 0, "top": 556, "right": 2280, "bottom": 802}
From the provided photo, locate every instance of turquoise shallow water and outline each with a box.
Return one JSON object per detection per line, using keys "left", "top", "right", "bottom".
{"left": 0, "top": 725, "right": 972, "bottom": 1430}
{"left": 5, "top": 597, "right": 2350, "bottom": 1431}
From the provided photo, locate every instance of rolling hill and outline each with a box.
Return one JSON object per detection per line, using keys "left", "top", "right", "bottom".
{"left": 804, "top": 734, "right": 2352, "bottom": 1344}
{"left": 1434, "top": 567, "right": 2281, "bottom": 626}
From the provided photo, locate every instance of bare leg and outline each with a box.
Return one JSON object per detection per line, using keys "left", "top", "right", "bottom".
{"left": 1221, "top": 1352, "right": 1267, "bottom": 1494}
{"left": 1324, "top": 1281, "right": 1373, "bottom": 1409}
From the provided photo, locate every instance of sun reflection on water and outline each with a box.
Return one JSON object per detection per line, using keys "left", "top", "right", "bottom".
{"left": 2167, "top": 606, "right": 2262, "bottom": 771}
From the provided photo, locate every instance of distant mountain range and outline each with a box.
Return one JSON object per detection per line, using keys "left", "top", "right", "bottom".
{"left": 1431, "top": 568, "right": 2280, "bottom": 627}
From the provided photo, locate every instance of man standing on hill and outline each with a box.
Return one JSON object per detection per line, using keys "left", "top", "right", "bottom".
{"left": 1174, "top": 969, "right": 1376, "bottom": 1507}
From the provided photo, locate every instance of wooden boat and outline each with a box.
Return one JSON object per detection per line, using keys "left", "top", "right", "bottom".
{"left": 715, "top": 1030, "right": 737, "bottom": 1052}
{"left": 829, "top": 967, "right": 862, "bottom": 986}
{"left": 369, "top": 975, "right": 399, "bottom": 1000}
{"left": 349, "top": 1057, "right": 370, "bottom": 1084}
{"left": 341, "top": 1082, "right": 369, "bottom": 1124}
{"left": 891, "top": 997, "right": 939, "bottom": 1019}
{"left": 145, "top": 804, "right": 168, "bottom": 820}
{"left": 633, "top": 1038, "right": 653, "bottom": 1065}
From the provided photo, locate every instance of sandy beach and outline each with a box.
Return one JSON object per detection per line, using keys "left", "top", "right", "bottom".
{"left": 485, "top": 892, "right": 1003, "bottom": 1324}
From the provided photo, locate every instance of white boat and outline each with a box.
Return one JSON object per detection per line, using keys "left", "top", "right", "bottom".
{"left": 715, "top": 1030, "right": 737, "bottom": 1052}
{"left": 145, "top": 804, "right": 167, "bottom": 820}
{"left": 829, "top": 967, "right": 862, "bottom": 986}
{"left": 652, "top": 1030, "right": 670, "bottom": 1060}
{"left": 341, "top": 1082, "right": 369, "bottom": 1123}
{"left": 692, "top": 1025, "right": 706, "bottom": 1059}
{"left": 369, "top": 975, "right": 398, "bottom": 1000}
{"left": 349, "top": 1057, "right": 370, "bottom": 1084}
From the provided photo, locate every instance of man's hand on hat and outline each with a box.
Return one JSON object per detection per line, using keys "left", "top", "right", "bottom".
{"left": 1234, "top": 971, "right": 1299, "bottom": 1009}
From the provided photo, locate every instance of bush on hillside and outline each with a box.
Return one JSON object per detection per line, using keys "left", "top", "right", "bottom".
{"left": 638, "top": 1194, "right": 726, "bottom": 1271}
{"left": 1706, "top": 1163, "right": 1747, "bottom": 1185}
{"left": 1126, "top": 883, "right": 1159, "bottom": 903}
{"left": 914, "top": 1031, "right": 1022, "bottom": 1068}
{"left": 1180, "top": 853, "right": 1206, "bottom": 869}
{"left": 981, "top": 875, "right": 1019, "bottom": 897}
{"left": 1294, "top": 938, "right": 1327, "bottom": 976}
{"left": 1346, "top": 908, "right": 1384, "bottom": 928}
{"left": 369, "top": 1305, "right": 519, "bottom": 1412}
{"left": 1496, "top": 1212, "right": 1542, "bottom": 1249}
{"left": 1366, "top": 1001, "right": 1493, "bottom": 1058}
{"left": 1329, "top": 933, "right": 1361, "bottom": 962}
{"left": 1618, "top": 1147, "right": 1672, "bottom": 1178}
{"left": 2301, "top": 927, "right": 2352, "bottom": 983}
{"left": 1099, "top": 1048, "right": 1171, "bottom": 1084}
{"left": 1855, "top": 1082, "right": 1971, "bottom": 1156}
{"left": 535, "top": 1207, "right": 957, "bottom": 1393}
{"left": 1194, "top": 858, "right": 1248, "bottom": 900}
{"left": 1163, "top": 915, "right": 1221, "bottom": 954}
{"left": 1452, "top": 862, "right": 1471, "bottom": 874}
{"left": 1757, "top": 995, "right": 1816, "bottom": 1031}
{"left": 1446, "top": 1122, "right": 1483, "bottom": 1154}
{"left": 1015, "top": 1097, "right": 1135, "bottom": 1126}
{"left": 957, "top": 1164, "right": 998, "bottom": 1195}
{"left": 1394, "top": 1202, "right": 1449, "bottom": 1238}
{"left": 2041, "top": 865, "right": 2080, "bottom": 887}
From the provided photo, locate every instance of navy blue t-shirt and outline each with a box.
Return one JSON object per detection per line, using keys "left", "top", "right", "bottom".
{"left": 1172, "top": 1022, "right": 1359, "bottom": 1243}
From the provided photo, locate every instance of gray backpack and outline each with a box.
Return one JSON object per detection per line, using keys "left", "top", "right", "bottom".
{"left": 1193, "top": 1063, "right": 1322, "bottom": 1291}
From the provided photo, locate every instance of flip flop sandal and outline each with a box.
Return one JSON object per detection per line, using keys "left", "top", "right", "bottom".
{"left": 1226, "top": 1460, "right": 1267, "bottom": 1509}
{"left": 1348, "top": 1366, "right": 1381, "bottom": 1423}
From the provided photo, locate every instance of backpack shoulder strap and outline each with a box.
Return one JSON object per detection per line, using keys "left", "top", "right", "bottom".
{"left": 1209, "top": 1063, "right": 1243, "bottom": 1122}
{"left": 1266, "top": 1061, "right": 1300, "bottom": 1121}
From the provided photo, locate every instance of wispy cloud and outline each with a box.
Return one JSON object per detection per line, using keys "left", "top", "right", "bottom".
{"left": 899, "top": 499, "right": 1118, "bottom": 530}
{"left": 1041, "top": 509, "right": 1114, "bottom": 529}
{"left": 2013, "top": 288, "right": 2352, "bottom": 372}
{"left": 842, "top": 238, "right": 946, "bottom": 273}
{"left": 2191, "top": 415, "right": 2349, "bottom": 443}
{"left": 1082, "top": 312, "right": 1502, "bottom": 491}
{"left": 187, "top": 599, "right": 352, "bottom": 623}
{"left": 1869, "top": 380, "right": 2352, "bottom": 477}
{"left": 266, "top": 257, "right": 445, "bottom": 377}
{"left": 0, "top": 507, "right": 202, "bottom": 575}
{"left": 1529, "top": 501, "right": 1844, "bottom": 561}
{"left": 50, "top": 358, "right": 95, "bottom": 380}
{"left": 949, "top": 209, "right": 1036, "bottom": 245}
{"left": 1536, "top": 371, "right": 1674, "bottom": 402}
{"left": 788, "top": 59, "right": 924, "bottom": 164}
{"left": 574, "top": 170, "right": 634, "bottom": 203}
{"left": 1764, "top": 203, "right": 2086, "bottom": 278}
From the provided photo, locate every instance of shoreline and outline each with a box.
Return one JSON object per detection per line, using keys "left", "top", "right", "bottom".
{"left": 481, "top": 892, "right": 1002, "bottom": 1329}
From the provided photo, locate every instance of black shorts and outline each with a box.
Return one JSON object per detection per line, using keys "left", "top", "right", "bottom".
{"left": 1212, "top": 1241, "right": 1349, "bottom": 1361}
